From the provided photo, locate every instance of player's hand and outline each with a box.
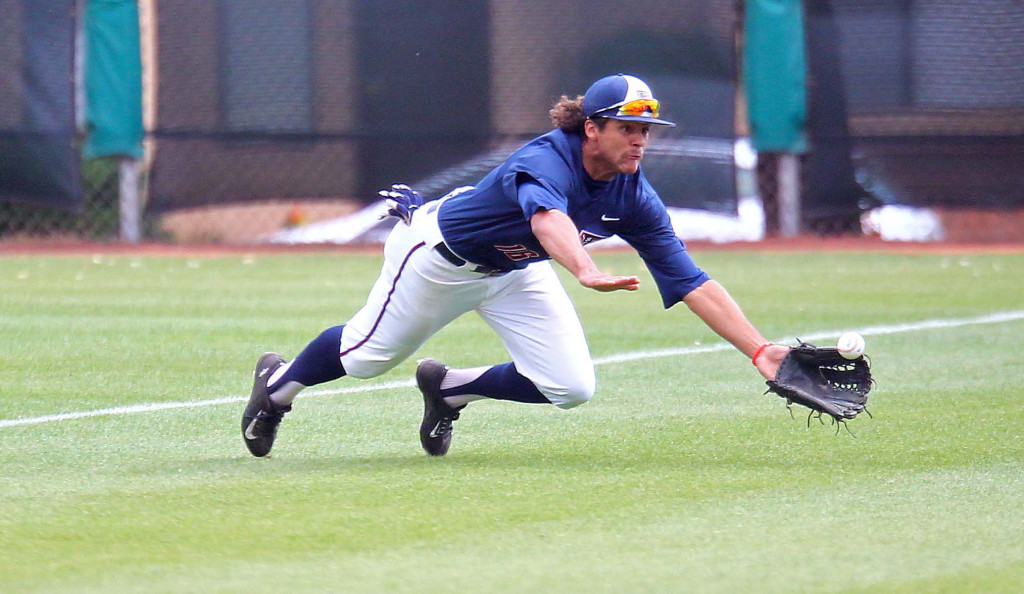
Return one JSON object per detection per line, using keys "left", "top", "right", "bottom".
{"left": 378, "top": 184, "right": 424, "bottom": 226}
{"left": 754, "top": 344, "right": 791, "bottom": 381}
{"left": 578, "top": 271, "right": 640, "bottom": 292}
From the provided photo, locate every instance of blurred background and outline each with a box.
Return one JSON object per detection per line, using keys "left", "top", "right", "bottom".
{"left": 1, "top": 0, "right": 1022, "bottom": 246}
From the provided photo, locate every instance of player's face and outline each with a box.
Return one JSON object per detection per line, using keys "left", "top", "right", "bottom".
{"left": 583, "top": 119, "right": 652, "bottom": 180}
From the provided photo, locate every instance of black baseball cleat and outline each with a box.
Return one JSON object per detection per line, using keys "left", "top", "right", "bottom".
{"left": 416, "top": 358, "right": 465, "bottom": 456}
{"left": 241, "top": 352, "right": 289, "bottom": 457}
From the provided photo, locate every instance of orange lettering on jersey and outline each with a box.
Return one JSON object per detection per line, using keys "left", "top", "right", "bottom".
{"left": 495, "top": 244, "right": 540, "bottom": 262}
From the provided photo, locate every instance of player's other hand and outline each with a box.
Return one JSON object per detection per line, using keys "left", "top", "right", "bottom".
{"left": 578, "top": 271, "right": 640, "bottom": 292}
{"left": 755, "top": 344, "right": 791, "bottom": 381}
{"left": 379, "top": 183, "right": 424, "bottom": 226}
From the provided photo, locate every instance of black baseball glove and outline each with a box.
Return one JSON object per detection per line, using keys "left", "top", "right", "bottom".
{"left": 765, "top": 341, "right": 873, "bottom": 427}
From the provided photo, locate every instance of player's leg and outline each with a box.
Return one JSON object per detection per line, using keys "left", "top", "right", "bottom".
{"left": 261, "top": 324, "right": 346, "bottom": 407}
{"left": 421, "top": 262, "right": 594, "bottom": 411}
{"left": 338, "top": 233, "right": 489, "bottom": 379}
{"left": 414, "top": 263, "right": 593, "bottom": 456}
{"left": 242, "top": 325, "right": 350, "bottom": 457}
{"left": 242, "top": 223, "right": 481, "bottom": 457}
{"left": 415, "top": 355, "right": 554, "bottom": 457}
{"left": 475, "top": 262, "right": 595, "bottom": 407}
{"left": 260, "top": 234, "right": 438, "bottom": 408}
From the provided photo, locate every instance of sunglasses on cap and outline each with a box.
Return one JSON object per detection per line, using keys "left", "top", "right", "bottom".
{"left": 592, "top": 98, "right": 662, "bottom": 119}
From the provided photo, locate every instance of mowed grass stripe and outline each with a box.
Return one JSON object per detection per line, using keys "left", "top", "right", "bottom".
{"left": 2, "top": 309, "right": 1022, "bottom": 429}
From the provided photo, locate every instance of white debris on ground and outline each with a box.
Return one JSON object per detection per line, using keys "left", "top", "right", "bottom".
{"left": 860, "top": 204, "right": 945, "bottom": 242}
{"left": 271, "top": 201, "right": 396, "bottom": 245}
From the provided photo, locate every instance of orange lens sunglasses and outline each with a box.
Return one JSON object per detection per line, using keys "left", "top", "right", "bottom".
{"left": 616, "top": 98, "right": 661, "bottom": 118}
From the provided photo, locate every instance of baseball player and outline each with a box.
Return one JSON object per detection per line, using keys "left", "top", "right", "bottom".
{"left": 242, "top": 74, "right": 790, "bottom": 457}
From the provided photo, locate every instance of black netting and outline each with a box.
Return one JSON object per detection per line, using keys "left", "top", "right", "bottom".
{"left": 148, "top": 0, "right": 738, "bottom": 219}
{"left": 0, "top": 0, "right": 80, "bottom": 211}
{"left": 820, "top": 0, "right": 1024, "bottom": 211}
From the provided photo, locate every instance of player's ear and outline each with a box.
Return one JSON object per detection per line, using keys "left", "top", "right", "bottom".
{"left": 584, "top": 118, "right": 601, "bottom": 141}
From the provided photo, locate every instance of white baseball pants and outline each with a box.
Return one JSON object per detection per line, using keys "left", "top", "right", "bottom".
{"left": 338, "top": 205, "right": 595, "bottom": 409}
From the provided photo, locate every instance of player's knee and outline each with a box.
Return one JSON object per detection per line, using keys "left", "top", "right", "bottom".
{"left": 339, "top": 357, "right": 399, "bottom": 380}
{"left": 545, "top": 372, "right": 596, "bottom": 410}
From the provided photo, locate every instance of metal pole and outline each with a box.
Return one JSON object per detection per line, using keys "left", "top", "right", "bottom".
{"left": 777, "top": 152, "right": 801, "bottom": 237}
{"left": 119, "top": 157, "right": 141, "bottom": 243}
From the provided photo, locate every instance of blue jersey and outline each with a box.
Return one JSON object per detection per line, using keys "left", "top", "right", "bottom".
{"left": 437, "top": 128, "right": 710, "bottom": 308}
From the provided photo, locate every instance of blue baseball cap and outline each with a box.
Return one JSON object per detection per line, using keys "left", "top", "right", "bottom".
{"left": 582, "top": 74, "right": 676, "bottom": 127}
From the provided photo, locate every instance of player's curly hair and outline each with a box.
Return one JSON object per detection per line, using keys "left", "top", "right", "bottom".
{"left": 550, "top": 94, "right": 609, "bottom": 136}
{"left": 547, "top": 95, "right": 588, "bottom": 135}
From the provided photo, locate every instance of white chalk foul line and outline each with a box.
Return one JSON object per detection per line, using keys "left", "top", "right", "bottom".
{"left": 3, "top": 310, "right": 1023, "bottom": 430}
{"left": 591, "top": 309, "right": 1024, "bottom": 365}
{"left": 0, "top": 380, "right": 416, "bottom": 430}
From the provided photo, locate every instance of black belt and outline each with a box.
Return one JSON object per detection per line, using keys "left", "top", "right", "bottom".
{"left": 434, "top": 243, "right": 507, "bottom": 276}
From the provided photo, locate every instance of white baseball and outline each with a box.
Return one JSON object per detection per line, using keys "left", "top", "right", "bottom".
{"left": 836, "top": 332, "right": 866, "bottom": 360}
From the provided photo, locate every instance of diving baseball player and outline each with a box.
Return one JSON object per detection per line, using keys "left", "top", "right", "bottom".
{"left": 242, "top": 74, "right": 790, "bottom": 457}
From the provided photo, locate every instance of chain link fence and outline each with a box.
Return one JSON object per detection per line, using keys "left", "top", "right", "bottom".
{"left": 3, "top": 0, "right": 1023, "bottom": 246}
{"left": 1, "top": 157, "right": 120, "bottom": 242}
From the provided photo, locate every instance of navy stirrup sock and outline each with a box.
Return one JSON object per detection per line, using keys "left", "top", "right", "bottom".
{"left": 275, "top": 325, "right": 347, "bottom": 388}
{"left": 442, "top": 362, "right": 550, "bottom": 404}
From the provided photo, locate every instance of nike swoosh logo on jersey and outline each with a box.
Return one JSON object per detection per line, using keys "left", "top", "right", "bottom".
{"left": 428, "top": 421, "right": 445, "bottom": 438}
{"left": 601, "top": 214, "right": 620, "bottom": 221}
{"left": 244, "top": 417, "right": 260, "bottom": 440}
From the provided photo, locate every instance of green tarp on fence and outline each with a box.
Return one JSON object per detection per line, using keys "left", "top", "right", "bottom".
{"left": 744, "top": 0, "right": 807, "bottom": 153}
{"left": 84, "top": 0, "right": 142, "bottom": 158}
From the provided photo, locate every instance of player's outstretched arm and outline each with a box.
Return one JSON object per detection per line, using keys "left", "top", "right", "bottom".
{"left": 530, "top": 208, "right": 640, "bottom": 292}
{"left": 682, "top": 280, "right": 789, "bottom": 380}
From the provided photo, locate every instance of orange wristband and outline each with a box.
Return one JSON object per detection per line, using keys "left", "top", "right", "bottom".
{"left": 752, "top": 342, "right": 773, "bottom": 366}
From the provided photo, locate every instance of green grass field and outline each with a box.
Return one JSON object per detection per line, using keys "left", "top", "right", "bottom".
{"left": 2, "top": 248, "right": 1022, "bottom": 593}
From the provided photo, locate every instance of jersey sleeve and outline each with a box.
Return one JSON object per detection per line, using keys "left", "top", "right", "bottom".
{"left": 620, "top": 179, "right": 711, "bottom": 308}
{"left": 642, "top": 242, "right": 711, "bottom": 309}
{"left": 515, "top": 177, "right": 567, "bottom": 219}
{"left": 500, "top": 136, "right": 577, "bottom": 219}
